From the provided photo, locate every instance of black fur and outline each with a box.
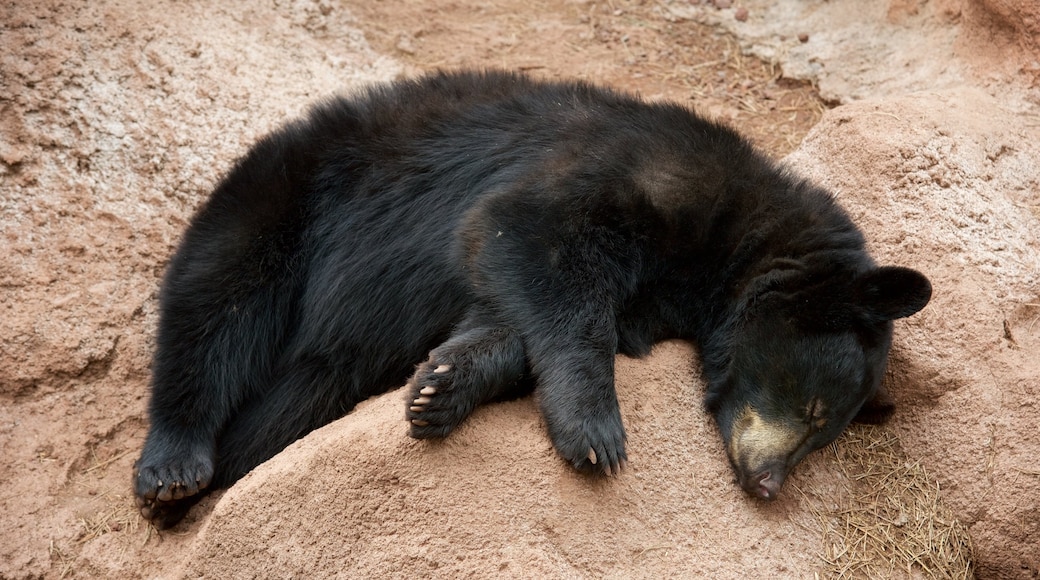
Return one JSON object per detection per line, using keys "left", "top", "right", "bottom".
{"left": 134, "top": 70, "right": 931, "bottom": 527}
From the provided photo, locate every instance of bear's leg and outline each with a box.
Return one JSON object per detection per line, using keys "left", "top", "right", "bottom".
{"left": 460, "top": 192, "right": 641, "bottom": 476}
{"left": 135, "top": 196, "right": 304, "bottom": 526}
{"left": 134, "top": 308, "right": 290, "bottom": 525}
{"left": 134, "top": 273, "right": 298, "bottom": 527}
{"left": 406, "top": 306, "right": 531, "bottom": 439}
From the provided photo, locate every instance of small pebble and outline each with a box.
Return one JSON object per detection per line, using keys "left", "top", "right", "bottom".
{"left": 713, "top": 0, "right": 732, "bottom": 8}
{"left": 734, "top": 6, "right": 748, "bottom": 21}
{"left": 798, "top": 32, "right": 810, "bottom": 43}
{"left": 395, "top": 34, "right": 416, "bottom": 55}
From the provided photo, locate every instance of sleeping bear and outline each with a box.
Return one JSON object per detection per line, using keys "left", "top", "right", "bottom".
{"left": 133, "top": 70, "right": 931, "bottom": 528}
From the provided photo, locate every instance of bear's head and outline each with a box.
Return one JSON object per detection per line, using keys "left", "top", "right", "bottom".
{"left": 707, "top": 264, "right": 932, "bottom": 500}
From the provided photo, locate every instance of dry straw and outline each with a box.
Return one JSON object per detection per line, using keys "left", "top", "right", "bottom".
{"left": 811, "top": 424, "right": 974, "bottom": 579}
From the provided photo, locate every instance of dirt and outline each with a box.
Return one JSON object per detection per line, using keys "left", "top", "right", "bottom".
{"left": 1, "top": 0, "right": 1038, "bottom": 578}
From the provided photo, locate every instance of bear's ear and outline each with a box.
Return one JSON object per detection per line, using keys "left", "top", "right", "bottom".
{"left": 856, "top": 266, "right": 932, "bottom": 321}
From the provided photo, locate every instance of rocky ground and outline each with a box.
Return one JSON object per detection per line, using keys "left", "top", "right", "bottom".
{"left": 2, "top": 0, "right": 1037, "bottom": 578}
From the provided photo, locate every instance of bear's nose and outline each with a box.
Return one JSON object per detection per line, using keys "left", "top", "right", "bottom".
{"left": 756, "top": 471, "right": 781, "bottom": 501}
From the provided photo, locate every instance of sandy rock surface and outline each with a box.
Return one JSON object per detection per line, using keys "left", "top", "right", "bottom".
{"left": 2, "top": 0, "right": 1037, "bottom": 578}
{"left": 180, "top": 343, "right": 838, "bottom": 578}
{"left": 671, "top": 0, "right": 1040, "bottom": 108}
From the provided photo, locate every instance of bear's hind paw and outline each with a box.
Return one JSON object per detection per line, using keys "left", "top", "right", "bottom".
{"left": 133, "top": 440, "right": 214, "bottom": 528}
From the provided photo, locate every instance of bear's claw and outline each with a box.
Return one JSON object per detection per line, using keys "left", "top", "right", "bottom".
{"left": 406, "top": 360, "right": 473, "bottom": 439}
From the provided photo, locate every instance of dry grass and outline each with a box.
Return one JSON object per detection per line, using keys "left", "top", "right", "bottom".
{"left": 68, "top": 444, "right": 145, "bottom": 549}
{"left": 810, "top": 425, "right": 974, "bottom": 579}
{"left": 80, "top": 502, "right": 141, "bottom": 543}
{"left": 49, "top": 540, "right": 76, "bottom": 579}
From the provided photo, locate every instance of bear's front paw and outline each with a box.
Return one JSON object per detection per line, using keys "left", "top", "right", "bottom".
{"left": 406, "top": 358, "right": 478, "bottom": 439}
{"left": 545, "top": 407, "right": 628, "bottom": 477}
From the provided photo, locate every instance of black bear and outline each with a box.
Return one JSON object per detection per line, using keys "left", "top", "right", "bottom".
{"left": 134, "top": 70, "right": 931, "bottom": 527}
